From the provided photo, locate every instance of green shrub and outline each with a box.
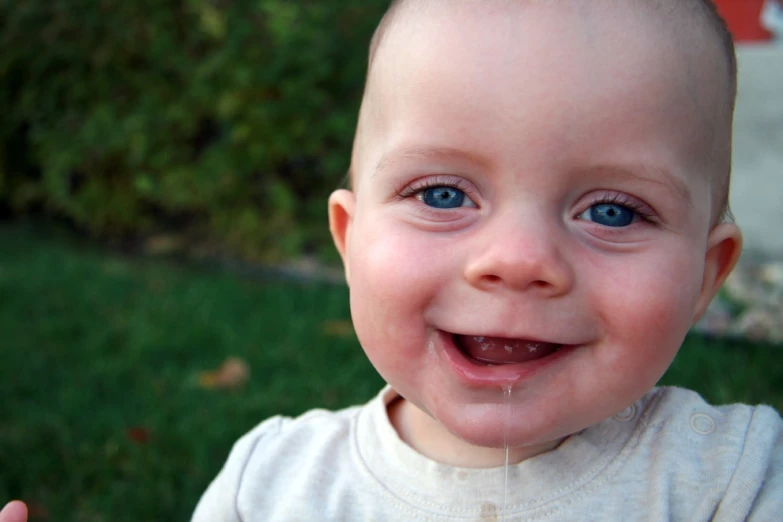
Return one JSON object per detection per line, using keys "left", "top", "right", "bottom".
{"left": 0, "top": 0, "right": 387, "bottom": 260}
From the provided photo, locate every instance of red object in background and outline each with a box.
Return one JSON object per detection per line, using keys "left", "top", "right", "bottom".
{"left": 126, "top": 426, "right": 151, "bottom": 444}
{"left": 714, "top": 0, "right": 773, "bottom": 41}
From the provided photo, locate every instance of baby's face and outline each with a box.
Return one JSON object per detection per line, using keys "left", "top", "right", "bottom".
{"left": 330, "top": 2, "right": 741, "bottom": 458}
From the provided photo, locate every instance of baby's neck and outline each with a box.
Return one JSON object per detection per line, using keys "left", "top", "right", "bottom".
{"left": 387, "top": 397, "right": 563, "bottom": 468}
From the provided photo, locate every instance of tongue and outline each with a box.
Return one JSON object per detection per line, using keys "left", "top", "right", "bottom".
{"left": 457, "top": 335, "right": 560, "bottom": 365}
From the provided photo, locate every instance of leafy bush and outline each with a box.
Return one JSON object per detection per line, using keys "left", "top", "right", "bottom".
{"left": 0, "top": 0, "right": 387, "bottom": 260}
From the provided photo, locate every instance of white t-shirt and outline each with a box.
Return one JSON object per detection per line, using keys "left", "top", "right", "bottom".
{"left": 191, "top": 386, "right": 782, "bottom": 521}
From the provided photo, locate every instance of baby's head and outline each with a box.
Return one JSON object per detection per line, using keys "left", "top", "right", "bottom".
{"left": 329, "top": 0, "right": 743, "bottom": 465}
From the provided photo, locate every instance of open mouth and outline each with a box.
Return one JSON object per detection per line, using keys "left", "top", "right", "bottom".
{"left": 453, "top": 334, "right": 563, "bottom": 365}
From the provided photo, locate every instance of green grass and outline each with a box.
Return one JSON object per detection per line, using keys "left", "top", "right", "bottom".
{"left": 0, "top": 222, "right": 383, "bottom": 521}
{"left": 1, "top": 221, "right": 781, "bottom": 521}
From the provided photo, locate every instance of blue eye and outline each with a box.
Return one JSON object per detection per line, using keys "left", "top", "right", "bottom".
{"left": 421, "top": 187, "right": 469, "bottom": 209}
{"left": 582, "top": 203, "right": 635, "bottom": 227}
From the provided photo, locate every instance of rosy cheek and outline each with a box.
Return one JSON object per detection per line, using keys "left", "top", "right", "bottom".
{"left": 349, "top": 229, "right": 417, "bottom": 314}
{"left": 354, "top": 218, "right": 451, "bottom": 287}
{"left": 357, "top": 234, "right": 418, "bottom": 296}
{"left": 591, "top": 255, "right": 702, "bottom": 356}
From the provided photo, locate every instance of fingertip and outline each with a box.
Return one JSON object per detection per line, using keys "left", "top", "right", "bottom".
{"left": 0, "top": 501, "right": 28, "bottom": 521}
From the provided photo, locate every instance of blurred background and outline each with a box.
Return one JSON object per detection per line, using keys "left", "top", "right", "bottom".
{"left": 1, "top": 0, "right": 781, "bottom": 520}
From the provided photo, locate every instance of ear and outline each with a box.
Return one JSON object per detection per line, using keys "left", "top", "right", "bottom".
{"left": 692, "top": 223, "right": 743, "bottom": 324}
{"left": 328, "top": 189, "right": 356, "bottom": 284}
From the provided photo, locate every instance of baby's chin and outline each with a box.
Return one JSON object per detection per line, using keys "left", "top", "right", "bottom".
{"left": 416, "top": 398, "right": 568, "bottom": 465}
{"left": 435, "top": 408, "right": 508, "bottom": 448}
{"left": 445, "top": 411, "right": 560, "bottom": 449}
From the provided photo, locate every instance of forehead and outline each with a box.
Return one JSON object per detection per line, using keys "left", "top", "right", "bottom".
{"left": 355, "top": 1, "right": 719, "bottom": 200}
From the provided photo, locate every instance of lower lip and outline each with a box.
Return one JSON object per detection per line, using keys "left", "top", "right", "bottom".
{"left": 438, "top": 330, "right": 577, "bottom": 387}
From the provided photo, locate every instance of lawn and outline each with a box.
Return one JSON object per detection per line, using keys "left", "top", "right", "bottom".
{"left": 1, "top": 221, "right": 781, "bottom": 521}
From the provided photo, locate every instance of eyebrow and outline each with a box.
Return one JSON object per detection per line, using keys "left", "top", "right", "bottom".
{"left": 374, "top": 146, "right": 490, "bottom": 177}
{"left": 586, "top": 164, "right": 693, "bottom": 206}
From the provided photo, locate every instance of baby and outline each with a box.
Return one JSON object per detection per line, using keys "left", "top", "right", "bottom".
{"left": 189, "top": 0, "right": 782, "bottom": 520}
{"left": 3, "top": 1, "right": 778, "bottom": 521}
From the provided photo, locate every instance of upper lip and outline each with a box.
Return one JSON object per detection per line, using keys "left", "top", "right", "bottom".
{"left": 445, "top": 330, "right": 581, "bottom": 346}
{"left": 449, "top": 332, "right": 569, "bottom": 345}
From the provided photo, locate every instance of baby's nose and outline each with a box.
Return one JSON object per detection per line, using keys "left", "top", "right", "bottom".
{"left": 462, "top": 212, "right": 574, "bottom": 297}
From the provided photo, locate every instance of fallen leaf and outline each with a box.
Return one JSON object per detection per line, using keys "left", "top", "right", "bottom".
{"left": 26, "top": 502, "right": 48, "bottom": 520}
{"left": 321, "top": 320, "right": 355, "bottom": 338}
{"left": 126, "top": 427, "right": 151, "bottom": 444}
{"left": 197, "top": 357, "right": 251, "bottom": 389}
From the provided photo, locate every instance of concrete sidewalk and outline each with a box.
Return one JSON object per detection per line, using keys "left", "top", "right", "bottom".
{"left": 729, "top": 45, "right": 783, "bottom": 259}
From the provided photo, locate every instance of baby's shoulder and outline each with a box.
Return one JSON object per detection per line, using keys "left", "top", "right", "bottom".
{"left": 643, "top": 386, "right": 782, "bottom": 447}
{"left": 230, "top": 403, "right": 364, "bottom": 467}
{"left": 622, "top": 387, "right": 782, "bottom": 520}
{"left": 191, "top": 403, "right": 370, "bottom": 522}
